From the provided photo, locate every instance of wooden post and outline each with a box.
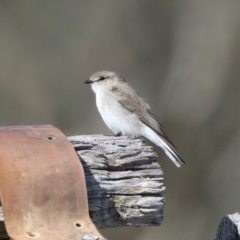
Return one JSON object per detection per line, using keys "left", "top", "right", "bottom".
{"left": 1, "top": 133, "right": 239, "bottom": 239}
{"left": 215, "top": 213, "right": 240, "bottom": 240}
{"left": 68, "top": 135, "right": 165, "bottom": 228}
{"left": 0, "top": 134, "right": 164, "bottom": 239}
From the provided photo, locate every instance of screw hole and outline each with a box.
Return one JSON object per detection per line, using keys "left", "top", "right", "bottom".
{"left": 75, "top": 222, "right": 81, "bottom": 228}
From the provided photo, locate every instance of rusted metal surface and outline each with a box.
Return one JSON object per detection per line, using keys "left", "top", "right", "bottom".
{"left": 0, "top": 125, "right": 107, "bottom": 240}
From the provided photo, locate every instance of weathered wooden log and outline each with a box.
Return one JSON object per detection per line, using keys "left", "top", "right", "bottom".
{"left": 0, "top": 135, "right": 164, "bottom": 235}
{"left": 215, "top": 212, "right": 240, "bottom": 240}
{"left": 69, "top": 135, "right": 165, "bottom": 228}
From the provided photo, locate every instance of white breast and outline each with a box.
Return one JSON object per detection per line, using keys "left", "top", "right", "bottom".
{"left": 95, "top": 90, "right": 144, "bottom": 135}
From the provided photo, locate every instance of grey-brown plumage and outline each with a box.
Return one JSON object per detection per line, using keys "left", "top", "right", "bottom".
{"left": 84, "top": 70, "right": 185, "bottom": 167}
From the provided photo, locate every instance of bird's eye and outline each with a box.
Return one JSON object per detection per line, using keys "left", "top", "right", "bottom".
{"left": 99, "top": 76, "right": 105, "bottom": 81}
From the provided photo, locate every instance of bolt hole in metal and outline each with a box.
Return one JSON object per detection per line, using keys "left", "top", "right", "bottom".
{"left": 47, "top": 135, "right": 56, "bottom": 141}
{"left": 75, "top": 222, "right": 82, "bottom": 228}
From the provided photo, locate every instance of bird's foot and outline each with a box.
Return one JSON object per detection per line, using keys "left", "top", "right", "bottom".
{"left": 114, "top": 131, "right": 122, "bottom": 137}
{"left": 105, "top": 132, "right": 122, "bottom": 137}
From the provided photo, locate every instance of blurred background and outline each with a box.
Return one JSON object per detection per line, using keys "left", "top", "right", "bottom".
{"left": 1, "top": 1, "right": 240, "bottom": 239}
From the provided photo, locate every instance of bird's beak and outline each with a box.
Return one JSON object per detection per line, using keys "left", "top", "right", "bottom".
{"left": 83, "top": 80, "right": 94, "bottom": 84}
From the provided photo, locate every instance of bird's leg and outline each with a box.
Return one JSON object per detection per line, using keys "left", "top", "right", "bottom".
{"left": 105, "top": 131, "right": 122, "bottom": 137}
{"left": 114, "top": 131, "right": 122, "bottom": 137}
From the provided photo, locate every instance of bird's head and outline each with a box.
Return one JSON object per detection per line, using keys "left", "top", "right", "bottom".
{"left": 84, "top": 70, "right": 125, "bottom": 93}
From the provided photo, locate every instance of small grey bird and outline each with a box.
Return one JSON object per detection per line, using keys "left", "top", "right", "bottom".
{"left": 84, "top": 71, "right": 185, "bottom": 167}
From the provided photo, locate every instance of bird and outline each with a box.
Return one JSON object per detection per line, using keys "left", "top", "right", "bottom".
{"left": 84, "top": 70, "right": 185, "bottom": 167}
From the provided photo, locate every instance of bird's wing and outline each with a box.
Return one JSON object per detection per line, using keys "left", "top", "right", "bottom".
{"left": 114, "top": 84, "right": 177, "bottom": 149}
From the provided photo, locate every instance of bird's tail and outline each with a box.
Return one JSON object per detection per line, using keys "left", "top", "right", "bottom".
{"left": 143, "top": 127, "right": 185, "bottom": 167}
{"left": 159, "top": 138, "right": 185, "bottom": 167}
